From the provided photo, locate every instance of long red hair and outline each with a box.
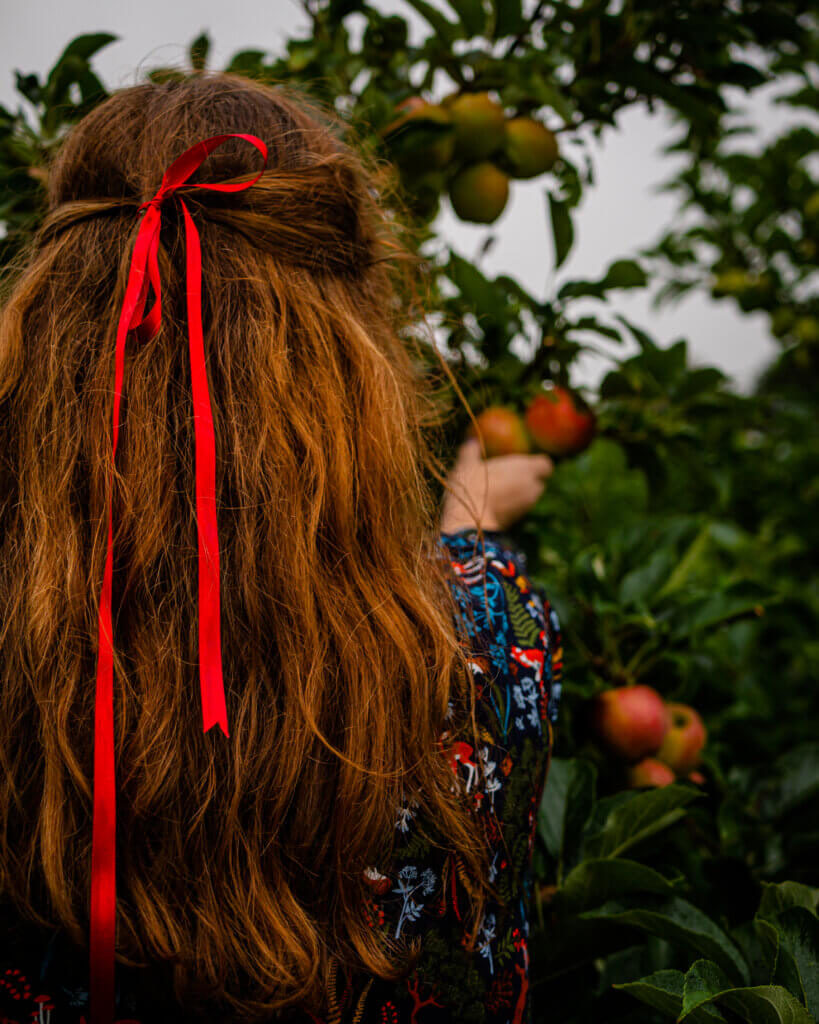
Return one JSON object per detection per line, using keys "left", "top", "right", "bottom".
{"left": 0, "top": 74, "right": 492, "bottom": 1020}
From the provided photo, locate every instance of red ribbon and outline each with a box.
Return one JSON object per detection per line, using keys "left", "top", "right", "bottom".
{"left": 90, "top": 133, "right": 268, "bottom": 1024}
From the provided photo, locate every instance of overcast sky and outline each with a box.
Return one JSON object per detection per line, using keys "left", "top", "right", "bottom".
{"left": 3, "top": 0, "right": 811, "bottom": 394}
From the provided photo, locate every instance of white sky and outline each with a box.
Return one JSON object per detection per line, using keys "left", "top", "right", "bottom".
{"left": 2, "top": 0, "right": 811, "bottom": 395}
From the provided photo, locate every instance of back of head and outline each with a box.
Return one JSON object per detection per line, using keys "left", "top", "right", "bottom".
{"left": 0, "top": 74, "right": 488, "bottom": 1019}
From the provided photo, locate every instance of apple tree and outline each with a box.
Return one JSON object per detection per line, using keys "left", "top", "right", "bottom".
{"left": 1, "top": 3, "right": 817, "bottom": 1020}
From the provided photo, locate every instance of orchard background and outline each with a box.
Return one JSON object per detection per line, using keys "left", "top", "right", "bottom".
{"left": 1, "top": 2, "right": 818, "bottom": 1021}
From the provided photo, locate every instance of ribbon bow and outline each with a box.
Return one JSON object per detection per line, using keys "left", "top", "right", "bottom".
{"left": 90, "top": 133, "right": 268, "bottom": 1024}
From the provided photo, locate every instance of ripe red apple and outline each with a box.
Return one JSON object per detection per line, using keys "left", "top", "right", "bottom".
{"left": 525, "top": 387, "right": 596, "bottom": 457}
{"left": 628, "top": 758, "right": 676, "bottom": 789}
{"left": 468, "top": 407, "right": 530, "bottom": 457}
{"left": 656, "top": 703, "right": 707, "bottom": 773}
{"left": 448, "top": 162, "right": 510, "bottom": 223}
{"left": 591, "top": 685, "right": 670, "bottom": 762}
{"left": 688, "top": 770, "right": 707, "bottom": 786}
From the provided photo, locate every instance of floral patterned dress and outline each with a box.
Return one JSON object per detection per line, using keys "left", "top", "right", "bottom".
{"left": 0, "top": 528, "right": 561, "bottom": 1024}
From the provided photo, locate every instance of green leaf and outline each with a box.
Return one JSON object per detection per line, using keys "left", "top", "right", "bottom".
{"left": 679, "top": 960, "right": 815, "bottom": 1022}
{"left": 713, "top": 988, "right": 813, "bottom": 1024}
{"left": 528, "top": 73, "right": 576, "bottom": 124}
{"left": 491, "top": 0, "right": 525, "bottom": 37}
{"left": 224, "top": 50, "right": 267, "bottom": 76}
{"left": 538, "top": 757, "right": 596, "bottom": 868}
{"left": 669, "top": 582, "right": 776, "bottom": 641}
{"left": 600, "top": 258, "right": 648, "bottom": 290}
{"left": 655, "top": 525, "right": 712, "bottom": 598}
{"left": 758, "top": 882, "right": 819, "bottom": 921}
{"left": 401, "top": 0, "right": 461, "bottom": 44}
{"left": 559, "top": 858, "right": 675, "bottom": 911}
{"left": 618, "top": 547, "right": 678, "bottom": 606}
{"left": 328, "top": 0, "right": 365, "bottom": 22}
{"left": 189, "top": 33, "right": 210, "bottom": 71}
{"left": 446, "top": 249, "right": 505, "bottom": 321}
{"left": 444, "top": 0, "right": 486, "bottom": 36}
{"left": 14, "top": 72, "right": 41, "bottom": 105}
{"left": 582, "top": 896, "right": 750, "bottom": 984}
{"left": 547, "top": 192, "right": 574, "bottom": 269}
{"left": 615, "top": 970, "right": 726, "bottom": 1021}
{"left": 561, "top": 259, "right": 648, "bottom": 300}
{"left": 52, "top": 32, "right": 117, "bottom": 66}
{"left": 772, "top": 907, "right": 819, "bottom": 1017}
{"left": 680, "top": 969, "right": 814, "bottom": 1024}
{"left": 765, "top": 745, "right": 819, "bottom": 818}
{"left": 583, "top": 784, "right": 701, "bottom": 860}
{"left": 681, "top": 960, "right": 736, "bottom": 1018}
{"left": 615, "top": 969, "right": 688, "bottom": 1017}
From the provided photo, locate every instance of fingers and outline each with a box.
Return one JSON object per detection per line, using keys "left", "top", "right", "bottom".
{"left": 531, "top": 454, "right": 554, "bottom": 479}
{"left": 455, "top": 437, "right": 484, "bottom": 465}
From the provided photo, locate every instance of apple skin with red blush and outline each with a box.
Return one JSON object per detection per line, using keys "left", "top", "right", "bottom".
{"left": 591, "top": 685, "right": 670, "bottom": 762}
{"left": 656, "top": 703, "right": 707, "bottom": 773}
{"left": 525, "top": 386, "right": 596, "bottom": 458}
{"left": 627, "top": 757, "right": 676, "bottom": 788}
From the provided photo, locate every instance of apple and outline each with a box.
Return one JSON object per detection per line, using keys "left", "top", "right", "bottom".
{"left": 804, "top": 189, "right": 819, "bottom": 221}
{"left": 628, "top": 758, "right": 676, "bottom": 789}
{"left": 445, "top": 92, "right": 506, "bottom": 160}
{"left": 688, "top": 770, "right": 707, "bottom": 786}
{"left": 501, "top": 117, "right": 559, "bottom": 178}
{"left": 524, "top": 387, "right": 596, "bottom": 457}
{"left": 793, "top": 316, "right": 819, "bottom": 344}
{"left": 770, "top": 307, "right": 795, "bottom": 338}
{"left": 711, "top": 269, "right": 772, "bottom": 305}
{"left": 656, "top": 703, "right": 707, "bottom": 773}
{"left": 468, "top": 407, "right": 530, "bottom": 457}
{"left": 403, "top": 169, "right": 446, "bottom": 220}
{"left": 711, "top": 269, "right": 752, "bottom": 296}
{"left": 448, "top": 162, "right": 510, "bottom": 224}
{"left": 591, "top": 685, "right": 670, "bottom": 762}
{"left": 382, "top": 97, "right": 455, "bottom": 169}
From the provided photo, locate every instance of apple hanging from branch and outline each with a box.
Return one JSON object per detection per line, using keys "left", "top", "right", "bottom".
{"left": 525, "top": 386, "right": 596, "bottom": 458}
{"left": 591, "top": 685, "right": 670, "bottom": 762}
{"left": 468, "top": 407, "right": 531, "bottom": 457}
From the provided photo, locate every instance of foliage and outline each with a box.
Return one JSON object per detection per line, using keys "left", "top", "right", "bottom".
{"left": 0, "top": 2, "right": 817, "bottom": 1020}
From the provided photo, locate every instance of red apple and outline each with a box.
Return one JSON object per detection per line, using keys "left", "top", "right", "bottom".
{"left": 688, "top": 770, "right": 707, "bottom": 786}
{"left": 628, "top": 758, "right": 676, "bottom": 788}
{"left": 656, "top": 703, "right": 707, "bottom": 773}
{"left": 525, "top": 386, "right": 596, "bottom": 457}
{"left": 469, "top": 407, "right": 530, "bottom": 457}
{"left": 591, "top": 685, "right": 670, "bottom": 762}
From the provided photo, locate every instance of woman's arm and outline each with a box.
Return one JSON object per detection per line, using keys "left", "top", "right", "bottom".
{"left": 440, "top": 438, "right": 553, "bottom": 534}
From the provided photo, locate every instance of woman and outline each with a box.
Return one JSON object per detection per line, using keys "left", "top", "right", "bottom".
{"left": 0, "top": 74, "right": 560, "bottom": 1023}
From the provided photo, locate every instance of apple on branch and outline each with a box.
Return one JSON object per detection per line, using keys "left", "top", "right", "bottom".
{"left": 656, "top": 703, "right": 707, "bottom": 774}
{"left": 591, "top": 685, "right": 670, "bottom": 762}
{"left": 468, "top": 407, "right": 531, "bottom": 457}
{"left": 525, "top": 386, "right": 596, "bottom": 458}
{"left": 627, "top": 758, "right": 676, "bottom": 788}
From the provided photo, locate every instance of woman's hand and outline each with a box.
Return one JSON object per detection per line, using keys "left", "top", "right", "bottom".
{"left": 440, "top": 437, "right": 554, "bottom": 534}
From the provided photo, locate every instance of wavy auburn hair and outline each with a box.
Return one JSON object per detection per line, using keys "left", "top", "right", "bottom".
{"left": 0, "top": 74, "right": 494, "bottom": 1020}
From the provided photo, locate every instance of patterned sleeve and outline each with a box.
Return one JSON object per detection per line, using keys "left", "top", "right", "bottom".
{"left": 341, "top": 527, "right": 564, "bottom": 1024}
{"left": 438, "top": 528, "right": 562, "bottom": 729}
